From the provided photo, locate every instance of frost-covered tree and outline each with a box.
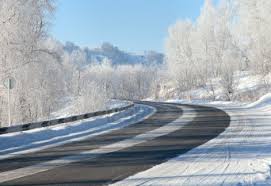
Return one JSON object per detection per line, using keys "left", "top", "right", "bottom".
{"left": 0, "top": 0, "right": 57, "bottom": 124}
{"left": 0, "top": 0, "right": 162, "bottom": 126}
{"left": 166, "top": 20, "right": 202, "bottom": 93}
{"left": 165, "top": 0, "right": 242, "bottom": 100}
{"left": 235, "top": 0, "right": 271, "bottom": 76}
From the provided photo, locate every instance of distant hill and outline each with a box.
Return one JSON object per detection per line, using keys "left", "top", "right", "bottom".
{"left": 63, "top": 42, "right": 164, "bottom": 66}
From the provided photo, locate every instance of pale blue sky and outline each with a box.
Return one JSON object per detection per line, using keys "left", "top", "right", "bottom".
{"left": 51, "top": 0, "right": 218, "bottom": 53}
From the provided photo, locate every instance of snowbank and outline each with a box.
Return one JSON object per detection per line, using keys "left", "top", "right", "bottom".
{"left": 246, "top": 93, "right": 271, "bottom": 109}
{"left": 160, "top": 71, "right": 268, "bottom": 103}
{"left": 166, "top": 99, "right": 244, "bottom": 108}
{"left": 51, "top": 99, "right": 131, "bottom": 119}
{"left": 166, "top": 92, "right": 271, "bottom": 110}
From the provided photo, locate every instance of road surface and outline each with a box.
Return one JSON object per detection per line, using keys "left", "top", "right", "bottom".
{"left": 0, "top": 101, "right": 230, "bottom": 186}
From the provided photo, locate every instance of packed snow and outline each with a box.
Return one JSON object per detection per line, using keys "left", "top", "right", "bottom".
{"left": 112, "top": 94, "right": 271, "bottom": 186}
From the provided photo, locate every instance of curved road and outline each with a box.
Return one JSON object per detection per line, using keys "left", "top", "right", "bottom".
{"left": 0, "top": 101, "right": 230, "bottom": 186}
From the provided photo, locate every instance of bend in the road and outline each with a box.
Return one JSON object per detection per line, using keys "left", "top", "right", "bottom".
{"left": 0, "top": 102, "right": 230, "bottom": 186}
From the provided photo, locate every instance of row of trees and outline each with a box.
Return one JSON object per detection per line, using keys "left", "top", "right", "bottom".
{"left": 165, "top": 0, "right": 271, "bottom": 100}
{"left": 0, "top": 0, "right": 159, "bottom": 126}
{"left": 4, "top": 0, "right": 270, "bottom": 125}
{"left": 61, "top": 51, "right": 159, "bottom": 115}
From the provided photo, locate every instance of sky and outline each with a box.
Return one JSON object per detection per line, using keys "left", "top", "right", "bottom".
{"left": 51, "top": 0, "right": 218, "bottom": 53}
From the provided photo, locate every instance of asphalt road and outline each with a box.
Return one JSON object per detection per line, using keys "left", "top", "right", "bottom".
{"left": 0, "top": 101, "right": 230, "bottom": 186}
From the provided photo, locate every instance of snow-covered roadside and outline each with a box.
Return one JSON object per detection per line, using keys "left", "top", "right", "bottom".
{"left": 50, "top": 99, "right": 131, "bottom": 119}
{"left": 113, "top": 95, "right": 271, "bottom": 186}
{"left": 160, "top": 71, "right": 269, "bottom": 103}
{"left": 0, "top": 104, "right": 155, "bottom": 161}
{"left": 8, "top": 99, "right": 132, "bottom": 127}
{"left": 166, "top": 99, "right": 245, "bottom": 107}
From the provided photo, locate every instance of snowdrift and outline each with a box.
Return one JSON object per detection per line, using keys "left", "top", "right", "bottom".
{"left": 246, "top": 93, "right": 271, "bottom": 109}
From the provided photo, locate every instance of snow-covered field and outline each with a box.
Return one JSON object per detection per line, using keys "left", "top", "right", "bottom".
{"left": 0, "top": 104, "right": 155, "bottom": 161}
{"left": 112, "top": 94, "right": 271, "bottom": 186}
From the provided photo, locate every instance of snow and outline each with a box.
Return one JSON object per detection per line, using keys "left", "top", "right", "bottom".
{"left": 112, "top": 94, "right": 271, "bottom": 186}
{"left": 161, "top": 71, "right": 268, "bottom": 102}
{"left": 236, "top": 72, "right": 262, "bottom": 93}
{"left": 166, "top": 99, "right": 244, "bottom": 107}
{"left": 9, "top": 98, "right": 130, "bottom": 127}
{"left": 106, "top": 99, "right": 131, "bottom": 109}
{"left": 0, "top": 104, "right": 155, "bottom": 161}
{"left": 246, "top": 93, "right": 271, "bottom": 109}
{"left": 50, "top": 99, "right": 131, "bottom": 119}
